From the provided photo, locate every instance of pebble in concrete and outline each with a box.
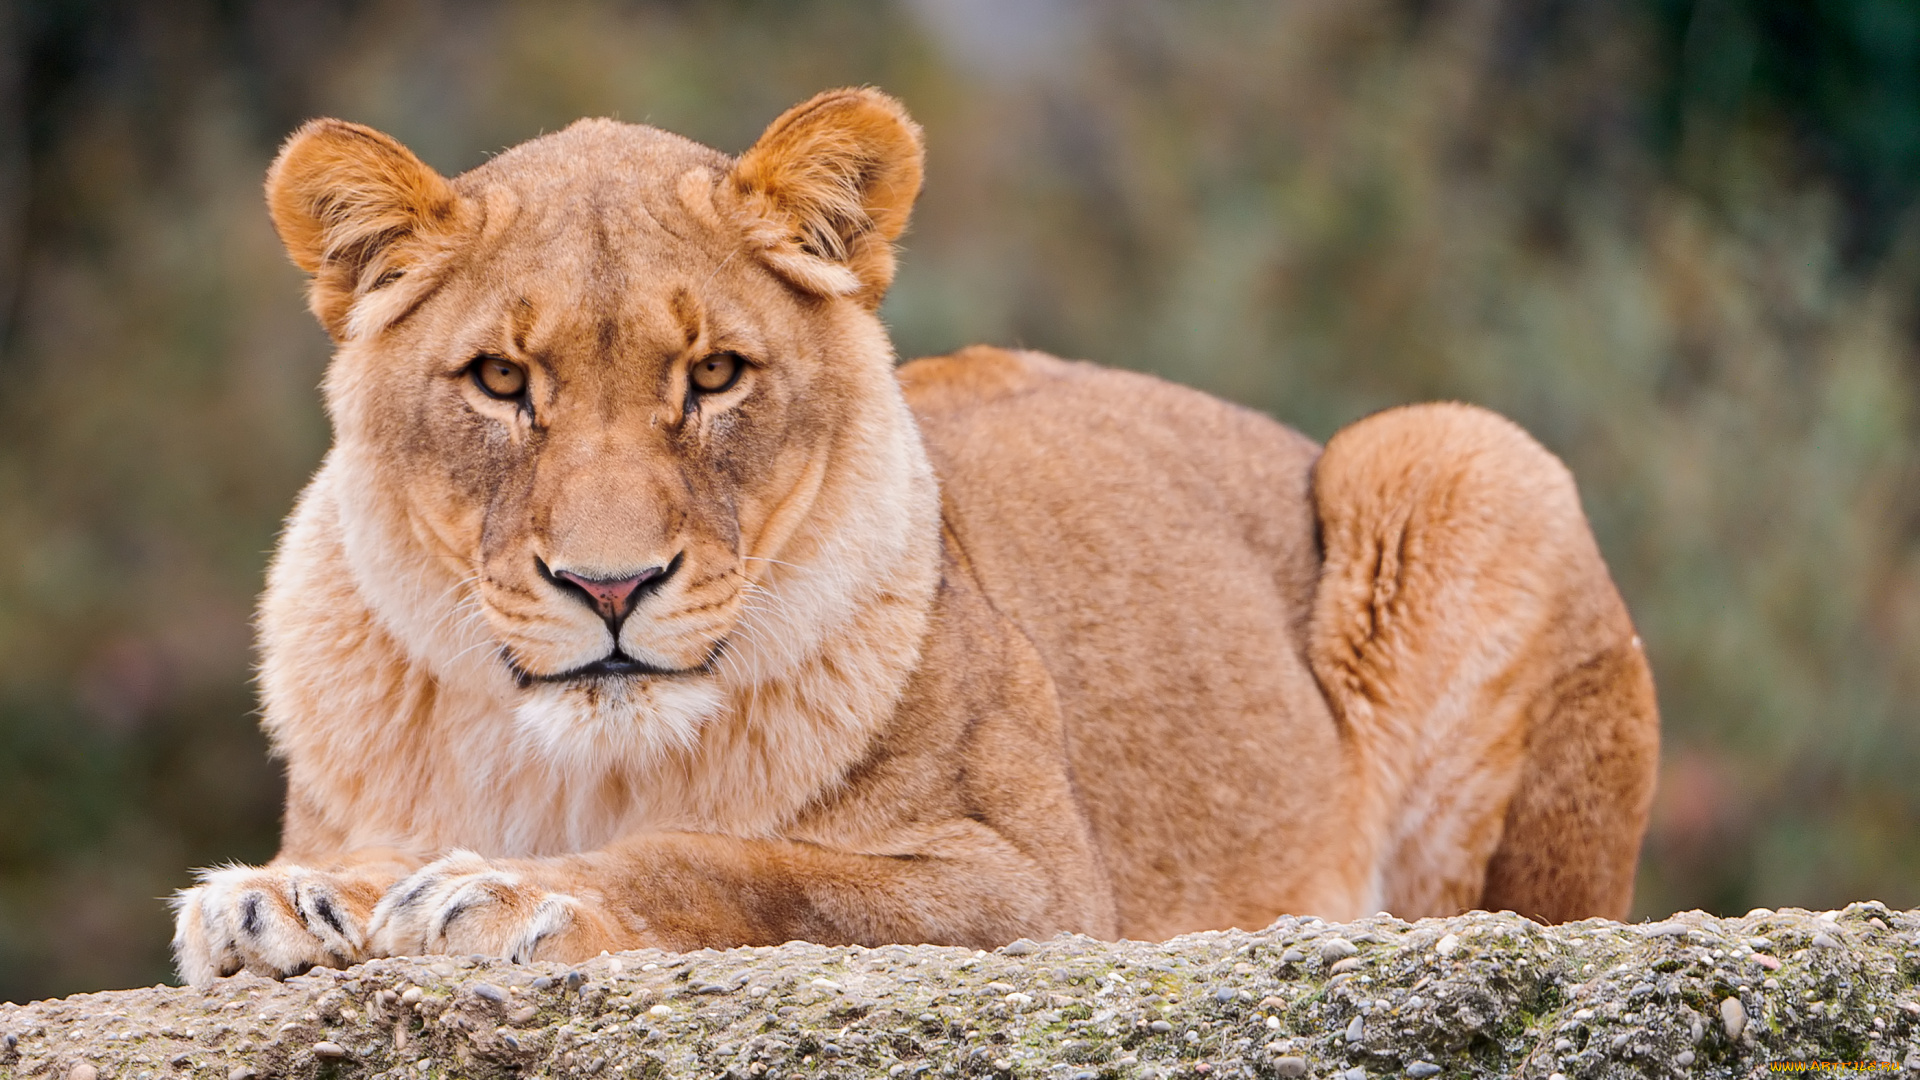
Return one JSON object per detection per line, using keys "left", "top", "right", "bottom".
{"left": 1721, "top": 997, "right": 1748, "bottom": 1042}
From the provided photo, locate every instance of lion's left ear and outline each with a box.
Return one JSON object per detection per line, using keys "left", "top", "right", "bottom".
{"left": 726, "top": 88, "right": 924, "bottom": 308}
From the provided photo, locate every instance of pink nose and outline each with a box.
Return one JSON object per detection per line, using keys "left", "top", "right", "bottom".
{"left": 553, "top": 566, "right": 666, "bottom": 622}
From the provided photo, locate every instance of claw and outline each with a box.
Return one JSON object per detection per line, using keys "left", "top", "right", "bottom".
{"left": 370, "top": 852, "right": 584, "bottom": 962}
{"left": 170, "top": 864, "right": 373, "bottom": 985}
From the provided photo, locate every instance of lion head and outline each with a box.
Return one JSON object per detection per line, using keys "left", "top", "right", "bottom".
{"left": 262, "top": 90, "right": 941, "bottom": 782}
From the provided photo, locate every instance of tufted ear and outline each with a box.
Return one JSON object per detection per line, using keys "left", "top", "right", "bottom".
{"left": 726, "top": 88, "right": 924, "bottom": 308}
{"left": 266, "top": 119, "right": 470, "bottom": 340}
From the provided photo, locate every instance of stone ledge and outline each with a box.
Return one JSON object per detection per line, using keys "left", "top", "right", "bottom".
{"left": 3, "top": 905, "right": 1918, "bottom": 1080}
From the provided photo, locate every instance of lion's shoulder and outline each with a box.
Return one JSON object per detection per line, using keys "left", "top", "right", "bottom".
{"left": 899, "top": 344, "right": 1320, "bottom": 497}
{"left": 897, "top": 345, "right": 1067, "bottom": 411}
{"left": 898, "top": 340, "right": 1326, "bottom": 710}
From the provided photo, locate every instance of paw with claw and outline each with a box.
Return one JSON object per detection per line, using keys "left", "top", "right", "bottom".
{"left": 171, "top": 864, "right": 385, "bottom": 987}
{"left": 367, "top": 850, "right": 626, "bottom": 963}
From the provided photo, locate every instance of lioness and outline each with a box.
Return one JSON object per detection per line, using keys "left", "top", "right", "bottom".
{"left": 172, "top": 89, "right": 1658, "bottom": 986}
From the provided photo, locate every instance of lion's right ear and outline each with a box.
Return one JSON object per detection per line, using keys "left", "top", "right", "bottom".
{"left": 266, "top": 119, "right": 468, "bottom": 341}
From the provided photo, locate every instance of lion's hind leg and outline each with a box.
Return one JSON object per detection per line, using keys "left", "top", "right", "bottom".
{"left": 1477, "top": 630, "right": 1658, "bottom": 920}
{"left": 1309, "top": 402, "right": 1659, "bottom": 922}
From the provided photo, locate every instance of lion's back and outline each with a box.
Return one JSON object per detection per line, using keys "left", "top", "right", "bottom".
{"left": 899, "top": 346, "right": 1353, "bottom": 936}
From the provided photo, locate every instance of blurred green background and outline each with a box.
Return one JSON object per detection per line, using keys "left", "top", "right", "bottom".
{"left": 3, "top": 0, "right": 1919, "bottom": 1002}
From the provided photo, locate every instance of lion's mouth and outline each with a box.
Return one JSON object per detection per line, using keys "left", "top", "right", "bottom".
{"left": 505, "top": 648, "right": 710, "bottom": 688}
{"left": 503, "top": 638, "right": 736, "bottom": 689}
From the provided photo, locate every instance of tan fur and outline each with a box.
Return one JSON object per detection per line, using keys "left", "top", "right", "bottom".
{"left": 172, "top": 90, "right": 1658, "bottom": 986}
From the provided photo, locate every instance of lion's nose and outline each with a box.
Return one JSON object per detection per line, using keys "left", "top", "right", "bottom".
{"left": 541, "top": 558, "right": 677, "bottom": 625}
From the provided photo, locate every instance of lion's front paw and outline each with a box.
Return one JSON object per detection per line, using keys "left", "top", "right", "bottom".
{"left": 367, "top": 851, "right": 618, "bottom": 963}
{"left": 172, "top": 865, "right": 378, "bottom": 987}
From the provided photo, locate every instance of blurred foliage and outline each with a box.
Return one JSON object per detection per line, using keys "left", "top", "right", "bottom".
{"left": 1646, "top": 0, "right": 1920, "bottom": 266}
{"left": 1, "top": 0, "right": 1917, "bottom": 1001}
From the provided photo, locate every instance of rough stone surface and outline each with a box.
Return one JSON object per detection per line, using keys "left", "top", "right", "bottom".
{"left": 3, "top": 904, "right": 1919, "bottom": 1079}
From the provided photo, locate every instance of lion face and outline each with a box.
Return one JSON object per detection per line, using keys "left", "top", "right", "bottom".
{"left": 266, "top": 94, "right": 931, "bottom": 766}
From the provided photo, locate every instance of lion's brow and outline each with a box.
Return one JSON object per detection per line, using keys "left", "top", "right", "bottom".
{"left": 511, "top": 296, "right": 535, "bottom": 353}
{"left": 669, "top": 286, "right": 705, "bottom": 350}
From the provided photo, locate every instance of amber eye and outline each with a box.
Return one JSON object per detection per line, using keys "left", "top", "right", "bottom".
{"left": 689, "top": 352, "right": 745, "bottom": 394}
{"left": 471, "top": 356, "right": 528, "bottom": 400}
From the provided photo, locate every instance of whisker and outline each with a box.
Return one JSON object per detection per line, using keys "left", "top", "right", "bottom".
{"left": 421, "top": 572, "right": 486, "bottom": 640}
{"left": 701, "top": 244, "right": 746, "bottom": 291}
{"left": 445, "top": 636, "right": 502, "bottom": 669}
{"left": 741, "top": 555, "right": 805, "bottom": 571}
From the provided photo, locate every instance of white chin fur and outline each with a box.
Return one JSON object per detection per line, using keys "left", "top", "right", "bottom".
{"left": 513, "top": 674, "right": 725, "bottom": 773}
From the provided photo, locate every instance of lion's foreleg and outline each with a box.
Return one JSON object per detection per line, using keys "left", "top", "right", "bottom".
{"left": 365, "top": 822, "right": 1065, "bottom": 962}
{"left": 171, "top": 849, "right": 421, "bottom": 986}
